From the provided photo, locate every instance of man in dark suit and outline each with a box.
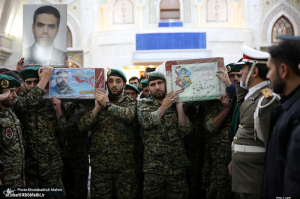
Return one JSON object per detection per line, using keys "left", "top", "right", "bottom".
{"left": 23, "top": 5, "right": 66, "bottom": 67}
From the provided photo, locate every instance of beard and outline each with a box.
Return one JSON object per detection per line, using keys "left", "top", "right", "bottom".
{"left": 151, "top": 89, "right": 165, "bottom": 99}
{"left": 108, "top": 86, "right": 123, "bottom": 97}
{"left": 272, "top": 76, "right": 285, "bottom": 94}
{"left": 56, "top": 82, "right": 68, "bottom": 90}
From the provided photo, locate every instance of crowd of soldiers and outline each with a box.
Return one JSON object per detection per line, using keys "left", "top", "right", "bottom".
{"left": 0, "top": 34, "right": 300, "bottom": 199}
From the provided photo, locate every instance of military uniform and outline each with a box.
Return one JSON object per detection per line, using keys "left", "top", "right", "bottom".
{"left": 61, "top": 106, "right": 89, "bottom": 198}
{"left": 78, "top": 95, "right": 137, "bottom": 198}
{"left": 203, "top": 100, "right": 232, "bottom": 199}
{"left": 231, "top": 46, "right": 280, "bottom": 198}
{"left": 137, "top": 97, "right": 192, "bottom": 199}
{"left": 0, "top": 75, "right": 24, "bottom": 186}
{"left": 14, "top": 86, "right": 67, "bottom": 190}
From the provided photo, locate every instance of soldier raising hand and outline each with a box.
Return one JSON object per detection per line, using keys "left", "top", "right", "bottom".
{"left": 137, "top": 71, "right": 192, "bottom": 199}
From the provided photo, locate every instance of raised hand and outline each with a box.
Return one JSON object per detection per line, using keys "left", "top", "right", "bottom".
{"left": 0, "top": 90, "right": 10, "bottom": 102}
{"left": 94, "top": 90, "right": 109, "bottom": 107}
{"left": 219, "top": 95, "right": 232, "bottom": 109}
{"left": 38, "top": 66, "right": 53, "bottom": 82}
{"left": 216, "top": 67, "right": 232, "bottom": 87}
{"left": 162, "top": 90, "right": 179, "bottom": 109}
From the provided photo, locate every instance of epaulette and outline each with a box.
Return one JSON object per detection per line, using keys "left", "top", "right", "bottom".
{"left": 261, "top": 88, "right": 274, "bottom": 98}
{"left": 124, "top": 95, "right": 134, "bottom": 101}
{"left": 140, "top": 97, "right": 154, "bottom": 103}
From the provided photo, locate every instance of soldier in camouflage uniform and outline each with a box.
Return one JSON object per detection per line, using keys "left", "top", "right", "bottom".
{"left": 0, "top": 75, "right": 24, "bottom": 186}
{"left": 137, "top": 71, "right": 193, "bottom": 199}
{"left": 15, "top": 67, "right": 67, "bottom": 196}
{"left": 124, "top": 84, "right": 144, "bottom": 198}
{"left": 202, "top": 64, "right": 241, "bottom": 199}
{"left": 78, "top": 69, "right": 137, "bottom": 198}
{"left": 61, "top": 103, "right": 89, "bottom": 198}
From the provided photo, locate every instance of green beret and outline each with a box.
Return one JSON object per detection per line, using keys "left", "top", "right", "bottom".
{"left": 140, "top": 80, "right": 148, "bottom": 89}
{"left": 0, "top": 75, "right": 20, "bottom": 89}
{"left": 107, "top": 69, "right": 127, "bottom": 82}
{"left": 125, "top": 84, "right": 140, "bottom": 94}
{"left": 18, "top": 67, "right": 39, "bottom": 81}
{"left": 147, "top": 71, "right": 165, "bottom": 83}
{"left": 226, "top": 63, "right": 241, "bottom": 73}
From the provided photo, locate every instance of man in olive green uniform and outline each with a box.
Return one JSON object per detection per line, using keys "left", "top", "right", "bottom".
{"left": 137, "top": 71, "right": 193, "bottom": 199}
{"left": 202, "top": 63, "right": 242, "bottom": 199}
{"left": 15, "top": 67, "right": 67, "bottom": 195}
{"left": 231, "top": 46, "right": 280, "bottom": 199}
{"left": 0, "top": 75, "right": 24, "bottom": 186}
{"left": 78, "top": 69, "right": 137, "bottom": 198}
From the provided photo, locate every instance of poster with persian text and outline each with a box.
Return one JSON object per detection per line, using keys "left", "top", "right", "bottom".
{"left": 43, "top": 68, "right": 105, "bottom": 99}
{"left": 165, "top": 57, "right": 226, "bottom": 102}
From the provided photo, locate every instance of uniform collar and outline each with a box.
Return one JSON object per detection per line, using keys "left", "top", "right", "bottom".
{"left": 109, "top": 95, "right": 124, "bottom": 103}
{"left": 245, "top": 81, "right": 269, "bottom": 100}
{"left": 280, "top": 84, "right": 300, "bottom": 111}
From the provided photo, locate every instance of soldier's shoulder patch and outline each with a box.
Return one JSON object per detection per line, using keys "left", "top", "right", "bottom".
{"left": 5, "top": 128, "right": 13, "bottom": 139}
{"left": 261, "top": 88, "right": 274, "bottom": 98}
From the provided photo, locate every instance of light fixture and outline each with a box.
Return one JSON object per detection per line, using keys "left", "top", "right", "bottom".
{"left": 129, "top": 66, "right": 135, "bottom": 68}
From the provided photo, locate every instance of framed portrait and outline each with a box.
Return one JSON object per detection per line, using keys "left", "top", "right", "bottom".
{"left": 23, "top": 4, "right": 67, "bottom": 67}
{"left": 43, "top": 68, "right": 106, "bottom": 99}
{"left": 158, "top": 57, "right": 226, "bottom": 102}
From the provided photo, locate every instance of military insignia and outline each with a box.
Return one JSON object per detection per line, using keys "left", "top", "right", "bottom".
{"left": 249, "top": 97, "right": 255, "bottom": 101}
{"left": 5, "top": 128, "right": 13, "bottom": 139}
{"left": 261, "top": 88, "right": 274, "bottom": 98}
{"left": 118, "top": 120, "right": 126, "bottom": 130}
{"left": 226, "top": 66, "right": 231, "bottom": 72}
{"left": 18, "top": 75, "right": 23, "bottom": 81}
{"left": 1, "top": 79, "right": 9, "bottom": 88}
{"left": 134, "top": 84, "right": 139, "bottom": 89}
{"left": 107, "top": 70, "right": 111, "bottom": 76}
{"left": 140, "top": 83, "right": 142, "bottom": 87}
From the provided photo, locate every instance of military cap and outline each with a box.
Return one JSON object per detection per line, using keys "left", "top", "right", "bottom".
{"left": 234, "top": 45, "right": 269, "bottom": 66}
{"left": 0, "top": 74, "right": 20, "bottom": 89}
{"left": 235, "top": 45, "right": 269, "bottom": 88}
{"left": 2, "top": 71, "right": 21, "bottom": 84}
{"left": 147, "top": 71, "right": 166, "bottom": 83}
{"left": 276, "top": 35, "right": 300, "bottom": 42}
{"left": 140, "top": 80, "right": 148, "bottom": 89}
{"left": 18, "top": 67, "right": 39, "bottom": 81}
{"left": 107, "top": 69, "right": 127, "bottom": 82}
{"left": 0, "top": 68, "right": 10, "bottom": 74}
{"left": 226, "top": 63, "right": 241, "bottom": 73}
{"left": 125, "top": 84, "right": 140, "bottom": 94}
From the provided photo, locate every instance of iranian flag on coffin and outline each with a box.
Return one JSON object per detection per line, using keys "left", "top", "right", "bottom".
{"left": 164, "top": 57, "right": 226, "bottom": 102}
{"left": 43, "top": 68, "right": 105, "bottom": 99}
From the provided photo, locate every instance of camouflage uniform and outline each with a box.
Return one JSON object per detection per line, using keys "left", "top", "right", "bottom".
{"left": 133, "top": 118, "right": 144, "bottom": 199}
{"left": 14, "top": 87, "right": 67, "bottom": 192}
{"left": 78, "top": 95, "right": 137, "bottom": 199}
{"left": 137, "top": 98, "right": 193, "bottom": 199}
{"left": 203, "top": 100, "right": 232, "bottom": 199}
{"left": 61, "top": 108, "right": 89, "bottom": 198}
{"left": 185, "top": 104, "right": 207, "bottom": 199}
{"left": 0, "top": 107, "right": 24, "bottom": 186}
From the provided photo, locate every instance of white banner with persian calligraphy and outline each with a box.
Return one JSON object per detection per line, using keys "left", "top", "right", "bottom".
{"left": 165, "top": 58, "right": 226, "bottom": 102}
